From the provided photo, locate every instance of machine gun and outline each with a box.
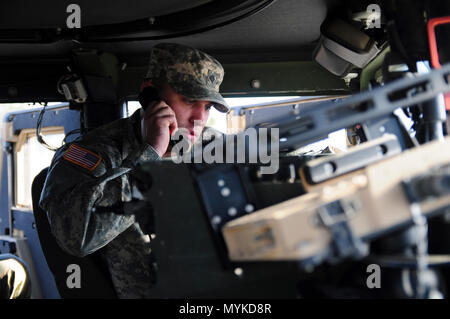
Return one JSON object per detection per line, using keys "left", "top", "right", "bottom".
{"left": 223, "top": 136, "right": 450, "bottom": 261}
{"left": 131, "top": 63, "right": 450, "bottom": 298}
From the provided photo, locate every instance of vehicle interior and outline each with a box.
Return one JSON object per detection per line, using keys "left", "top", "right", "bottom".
{"left": 1, "top": 0, "right": 450, "bottom": 299}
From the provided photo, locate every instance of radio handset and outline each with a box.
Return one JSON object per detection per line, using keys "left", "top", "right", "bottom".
{"left": 139, "top": 86, "right": 160, "bottom": 111}
{"left": 138, "top": 86, "right": 179, "bottom": 148}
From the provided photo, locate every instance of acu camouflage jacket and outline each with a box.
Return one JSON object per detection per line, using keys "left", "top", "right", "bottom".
{"left": 40, "top": 109, "right": 161, "bottom": 298}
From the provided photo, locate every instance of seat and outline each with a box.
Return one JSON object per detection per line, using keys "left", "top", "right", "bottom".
{"left": 31, "top": 168, "right": 117, "bottom": 299}
{"left": 0, "top": 253, "right": 32, "bottom": 299}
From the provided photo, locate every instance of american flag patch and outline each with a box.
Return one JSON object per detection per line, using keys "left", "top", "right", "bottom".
{"left": 63, "top": 144, "right": 102, "bottom": 171}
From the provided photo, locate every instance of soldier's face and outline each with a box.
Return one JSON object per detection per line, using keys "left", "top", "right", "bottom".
{"left": 159, "top": 83, "right": 213, "bottom": 143}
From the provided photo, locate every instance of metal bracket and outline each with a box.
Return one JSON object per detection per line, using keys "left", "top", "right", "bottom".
{"left": 303, "top": 134, "right": 401, "bottom": 184}
{"left": 266, "top": 62, "right": 450, "bottom": 151}
{"left": 402, "top": 163, "right": 450, "bottom": 204}
{"left": 316, "top": 200, "right": 368, "bottom": 263}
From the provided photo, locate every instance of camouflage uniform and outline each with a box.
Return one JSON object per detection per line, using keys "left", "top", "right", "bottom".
{"left": 0, "top": 254, "right": 31, "bottom": 299}
{"left": 147, "top": 43, "right": 228, "bottom": 112}
{"left": 39, "top": 43, "right": 228, "bottom": 298}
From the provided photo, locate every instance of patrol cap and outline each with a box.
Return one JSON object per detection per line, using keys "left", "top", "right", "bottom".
{"left": 145, "top": 43, "right": 229, "bottom": 113}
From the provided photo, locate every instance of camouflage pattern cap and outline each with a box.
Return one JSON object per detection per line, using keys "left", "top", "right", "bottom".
{"left": 145, "top": 43, "right": 229, "bottom": 113}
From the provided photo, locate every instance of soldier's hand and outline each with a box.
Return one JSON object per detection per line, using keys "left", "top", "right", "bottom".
{"left": 141, "top": 100, "right": 178, "bottom": 157}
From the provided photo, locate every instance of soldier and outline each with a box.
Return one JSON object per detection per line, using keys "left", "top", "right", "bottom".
{"left": 0, "top": 254, "right": 31, "bottom": 299}
{"left": 39, "top": 43, "right": 229, "bottom": 298}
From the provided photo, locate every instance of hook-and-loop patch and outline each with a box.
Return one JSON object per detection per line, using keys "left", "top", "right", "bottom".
{"left": 63, "top": 144, "right": 102, "bottom": 171}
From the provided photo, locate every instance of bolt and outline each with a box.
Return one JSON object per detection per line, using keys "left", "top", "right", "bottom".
{"left": 234, "top": 267, "right": 244, "bottom": 277}
{"left": 250, "top": 79, "right": 261, "bottom": 89}
{"left": 244, "top": 204, "right": 254, "bottom": 213}
{"left": 212, "top": 215, "right": 222, "bottom": 225}
{"left": 228, "top": 207, "right": 237, "bottom": 216}
{"left": 217, "top": 179, "right": 225, "bottom": 187}
{"left": 221, "top": 187, "right": 231, "bottom": 197}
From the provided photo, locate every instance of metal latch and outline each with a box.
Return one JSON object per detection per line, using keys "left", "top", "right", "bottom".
{"left": 316, "top": 199, "right": 368, "bottom": 263}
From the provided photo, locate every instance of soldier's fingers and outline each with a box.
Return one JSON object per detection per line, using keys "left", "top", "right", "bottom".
{"left": 144, "top": 100, "right": 170, "bottom": 119}
{"left": 169, "top": 116, "right": 178, "bottom": 136}
{"left": 143, "top": 100, "right": 160, "bottom": 116}
{"left": 154, "top": 114, "right": 177, "bottom": 127}
{"left": 155, "top": 115, "right": 178, "bottom": 136}
{"left": 151, "top": 106, "right": 176, "bottom": 119}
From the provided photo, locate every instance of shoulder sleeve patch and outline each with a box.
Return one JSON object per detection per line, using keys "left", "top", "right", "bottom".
{"left": 63, "top": 144, "right": 102, "bottom": 171}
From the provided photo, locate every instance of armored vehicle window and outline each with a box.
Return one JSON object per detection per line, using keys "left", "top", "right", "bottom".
{"left": 15, "top": 127, "right": 65, "bottom": 209}
{"left": 127, "top": 97, "right": 303, "bottom": 134}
